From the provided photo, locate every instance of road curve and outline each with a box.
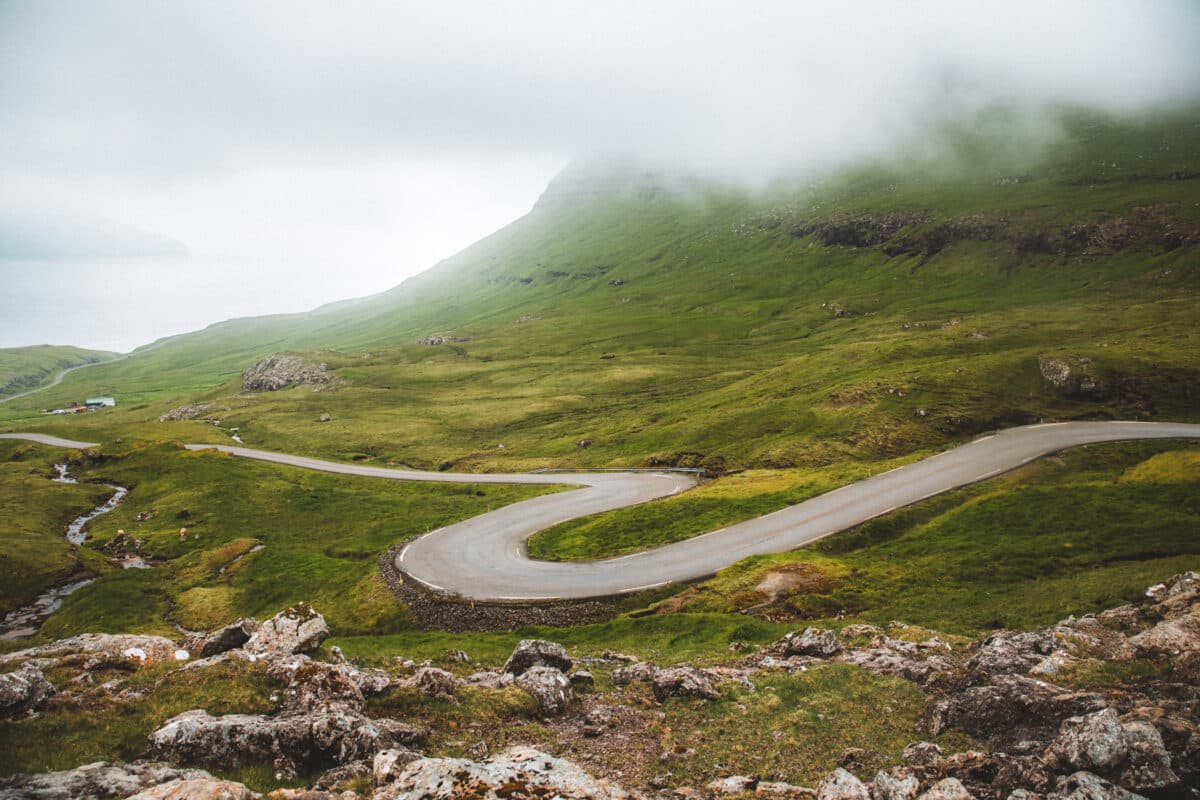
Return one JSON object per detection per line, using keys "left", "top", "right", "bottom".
{"left": 0, "top": 358, "right": 120, "bottom": 405}
{"left": 6, "top": 421, "right": 1199, "bottom": 601}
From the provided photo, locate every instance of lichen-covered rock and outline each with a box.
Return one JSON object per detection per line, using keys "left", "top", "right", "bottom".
{"left": 412, "top": 667, "right": 456, "bottom": 701}
{"left": 610, "top": 661, "right": 657, "bottom": 686}
{"left": 0, "top": 663, "right": 54, "bottom": 716}
{"left": 902, "top": 742, "right": 943, "bottom": 766}
{"left": 373, "top": 747, "right": 422, "bottom": 784}
{"left": 244, "top": 604, "right": 329, "bottom": 656}
{"left": 915, "top": 778, "right": 972, "bottom": 800}
{"left": 0, "top": 633, "right": 180, "bottom": 667}
{"left": 776, "top": 627, "right": 842, "bottom": 658}
{"left": 873, "top": 768, "right": 919, "bottom": 800}
{"left": 242, "top": 355, "right": 333, "bottom": 392}
{"left": 1045, "top": 709, "right": 1128, "bottom": 772}
{"left": 651, "top": 666, "right": 720, "bottom": 701}
{"left": 461, "top": 670, "right": 514, "bottom": 689}
{"left": 265, "top": 656, "right": 389, "bottom": 713}
{"left": 184, "top": 618, "right": 260, "bottom": 658}
{"left": 147, "top": 708, "right": 424, "bottom": 771}
{"left": 930, "top": 674, "right": 1107, "bottom": 747}
{"left": 0, "top": 761, "right": 214, "bottom": 800}
{"left": 375, "top": 746, "right": 633, "bottom": 799}
{"left": 1128, "top": 611, "right": 1200, "bottom": 655}
{"left": 1049, "top": 771, "right": 1148, "bottom": 800}
{"left": 158, "top": 403, "right": 213, "bottom": 422}
{"left": 708, "top": 775, "right": 758, "bottom": 794}
{"left": 817, "top": 768, "right": 870, "bottom": 800}
{"left": 516, "top": 666, "right": 572, "bottom": 715}
{"left": 569, "top": 670, "right": 595, "bottom": 690}
{"left": 125, "top": 778, "right": 260, "bottom": 799}
{"left": 503, "top": 639, "right": 573, "bottom": 675}
{"left": 1116, "top": 718, "right": 1178, "bottom": 792}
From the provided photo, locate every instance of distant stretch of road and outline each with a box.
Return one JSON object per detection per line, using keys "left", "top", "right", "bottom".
{"left": 0, "top": 358, "right": 119, "bottom": 405}
{"left": 5, "top": 421, "right": 1199, "bottom": 601}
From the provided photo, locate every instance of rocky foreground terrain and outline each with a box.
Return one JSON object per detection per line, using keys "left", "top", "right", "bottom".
{"left": 0, "top": 574, "right": 1197, "bottom": 800}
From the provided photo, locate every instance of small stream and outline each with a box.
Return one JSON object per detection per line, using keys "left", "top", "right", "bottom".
{"left": 0, "top": 463, "right": 131, "bottom": 639}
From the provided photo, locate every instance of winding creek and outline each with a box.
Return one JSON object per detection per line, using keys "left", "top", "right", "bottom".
{"left": 0, "top": 463, "right": 130, "bottom": 639}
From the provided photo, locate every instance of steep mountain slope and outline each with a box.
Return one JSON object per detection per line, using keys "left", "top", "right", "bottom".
{"left": 0, "top": 345, "right": 118, "bottom": 400}
{"left": 1, "top": 106, "right": 1197, "bottom": 472}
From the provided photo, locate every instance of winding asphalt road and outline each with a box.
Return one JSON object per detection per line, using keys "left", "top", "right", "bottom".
{"left": 0, "top": 358, "right": 118, "bottom": 405}
{"left": 5, "top": 421, "right": 1199, "bottom": 601}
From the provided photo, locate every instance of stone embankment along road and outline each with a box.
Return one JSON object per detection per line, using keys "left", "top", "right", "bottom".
{"left": 4, "top": 421, "right": 1199, "bottom": 602}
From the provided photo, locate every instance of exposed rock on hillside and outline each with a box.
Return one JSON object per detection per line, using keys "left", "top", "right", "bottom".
{"left": 504, "top": 639, "right": 573, "bottom": 675}
{"left": 242, "top": 355, "right": 335, "bottom": 392}
{"left": 2, "top": 576, "right": 1198, "bottom": 799}
{"left": 375, "top": 746, "right": 635, "bottom": 800}
{"left": 0, "top": 664, "right": 54, "bottom": 717}
{"left": 785, "top": 204, "right": 1199, "bottom": 260}
{"left": 158, "top": 403, "right": 213, "bottom": 422}
{"left": 243, "top": 603, "right": 329, "bottom": 655}
{"left": 0, "top": 761, "right": 216, "bottom": 800}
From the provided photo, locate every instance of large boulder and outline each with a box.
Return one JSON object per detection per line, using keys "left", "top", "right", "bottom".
{"left": 651, "top": 667, "right": 721, "bottom": 701}
{"left": 0, "top": 761, "right": 214, "bottom": 800}
{"left": 373, "top": 747, "right": 422, "bottom": 784}
{"left": 775, "top": 627, "right": 842, "bottom": 658}
{"left": 873, "top": 768, "right": 920, "bottom": 800}
{"left": 930, "top": 674, "right": 1108, "bottom": 747}
{"left": 503, "top": 639, "right": 572, "bottom": 675}
{"left": 185, "top": 619, "right": 259, "bottom": 658}
{"left": 244, "top": 604, "right": 329, "bottom": 656}
{"left": 915, "top": 778, "right": 971, "bottom": 800}
{"left": 515, "top": 666, "right": 572, "bottom": 715}
{"left": 0, "top": 633, "right": 180, "bottom": 667}
{"left": 610, "top": 662, "right": 657, "bottom": 686}
{"left": 265, "top": 655, "right": 389, "bottom": 713}
{"left": 412, "top": 667, "right": 456, "bottom": 701}
{"left": 375, "top": 746, "right": 634, "bottom": 800}
{"left": 1045, "top": 709, "right": 1128, "bottom": 773}
{"left": 241, "top": 355, "right": 333, "bottom": 392}
{"left": 1049, "top": 771, "right": 1148, "bottom": 800}
{"left": 0, "top": 663, "right": 54, "bottom": 716}
{"left": 124, "top": 778, "right": 259, "bottom": 799}
{"left": 147, "top": 708, "right": 424, "bottom": 773}
{"left": 1117, "top": 718, "right": 1178, "bottom": 792}
{"left": 817, "top": 768, "right": 870, "bottom": 800}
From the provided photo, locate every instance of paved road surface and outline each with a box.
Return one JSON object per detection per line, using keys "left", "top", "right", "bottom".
{"left": 6, "top": 421, "right": 1199, "bottom": 601}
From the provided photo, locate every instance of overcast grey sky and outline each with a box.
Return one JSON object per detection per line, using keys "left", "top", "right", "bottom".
{"left": 2, "top": 1, "right": 1198, "bottom": 352}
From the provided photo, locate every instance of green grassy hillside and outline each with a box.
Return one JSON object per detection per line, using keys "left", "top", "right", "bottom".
{"left": 1, "top": 106, "right": 1195, "bottom": 477}
{"left": 0, "top": 345, "right": 118, "bottom": 399}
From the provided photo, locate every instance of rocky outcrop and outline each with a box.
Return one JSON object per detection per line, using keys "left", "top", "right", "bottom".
{"left": 516, "top": 665, "right": 573, "bottom": 715}
{"left": 147, "top": 708, "right": 423, "bottom": 776}
{"left": 375, "top": 746, "right": 634, "bottom": 799}
{"left": 411, "top": 666, "right": 456, "bottom": 701}
{"left": 244, "top": 603, "right": 329, "bottom": 655}
{"left": 158, "top": 403, "right": 213, "bottom": 422}
{"left": 0, "top": 663, "right": 54, "bottom": 716}
{"left": 183, "top": 618, "right": 259, "bottom": 658}
{"left": 125, "top": 778, "right": 259, "bottom": 799}
{"left": 651, "top": 666, "right": 721, "bottom": 701}
{"left": 610, "top": 661, "right": 658, "bottom": 686}
{"left": 0, "top": 633, "right": 182, "bottom": 668}
{"left": 0, "top": 761, "right": 215, "bottom": 800}
{"left": 503, "top": 639, "right": 573, "bottom": 675}
{"left": 241, "top": 355, "right": 334, "bottom": 392}
{"left": 817, "top": 767, "right": 871, "bottom": 800}
{"left": 771, "top": 627, "right": 842, "bottom": 658}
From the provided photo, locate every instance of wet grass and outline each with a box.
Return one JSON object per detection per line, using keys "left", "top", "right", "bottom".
{"left": 27, "top": 443, "right": 553, "bottom": 639}
{"left": 0, "top": 440, "right": 115, "bottom": 613}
